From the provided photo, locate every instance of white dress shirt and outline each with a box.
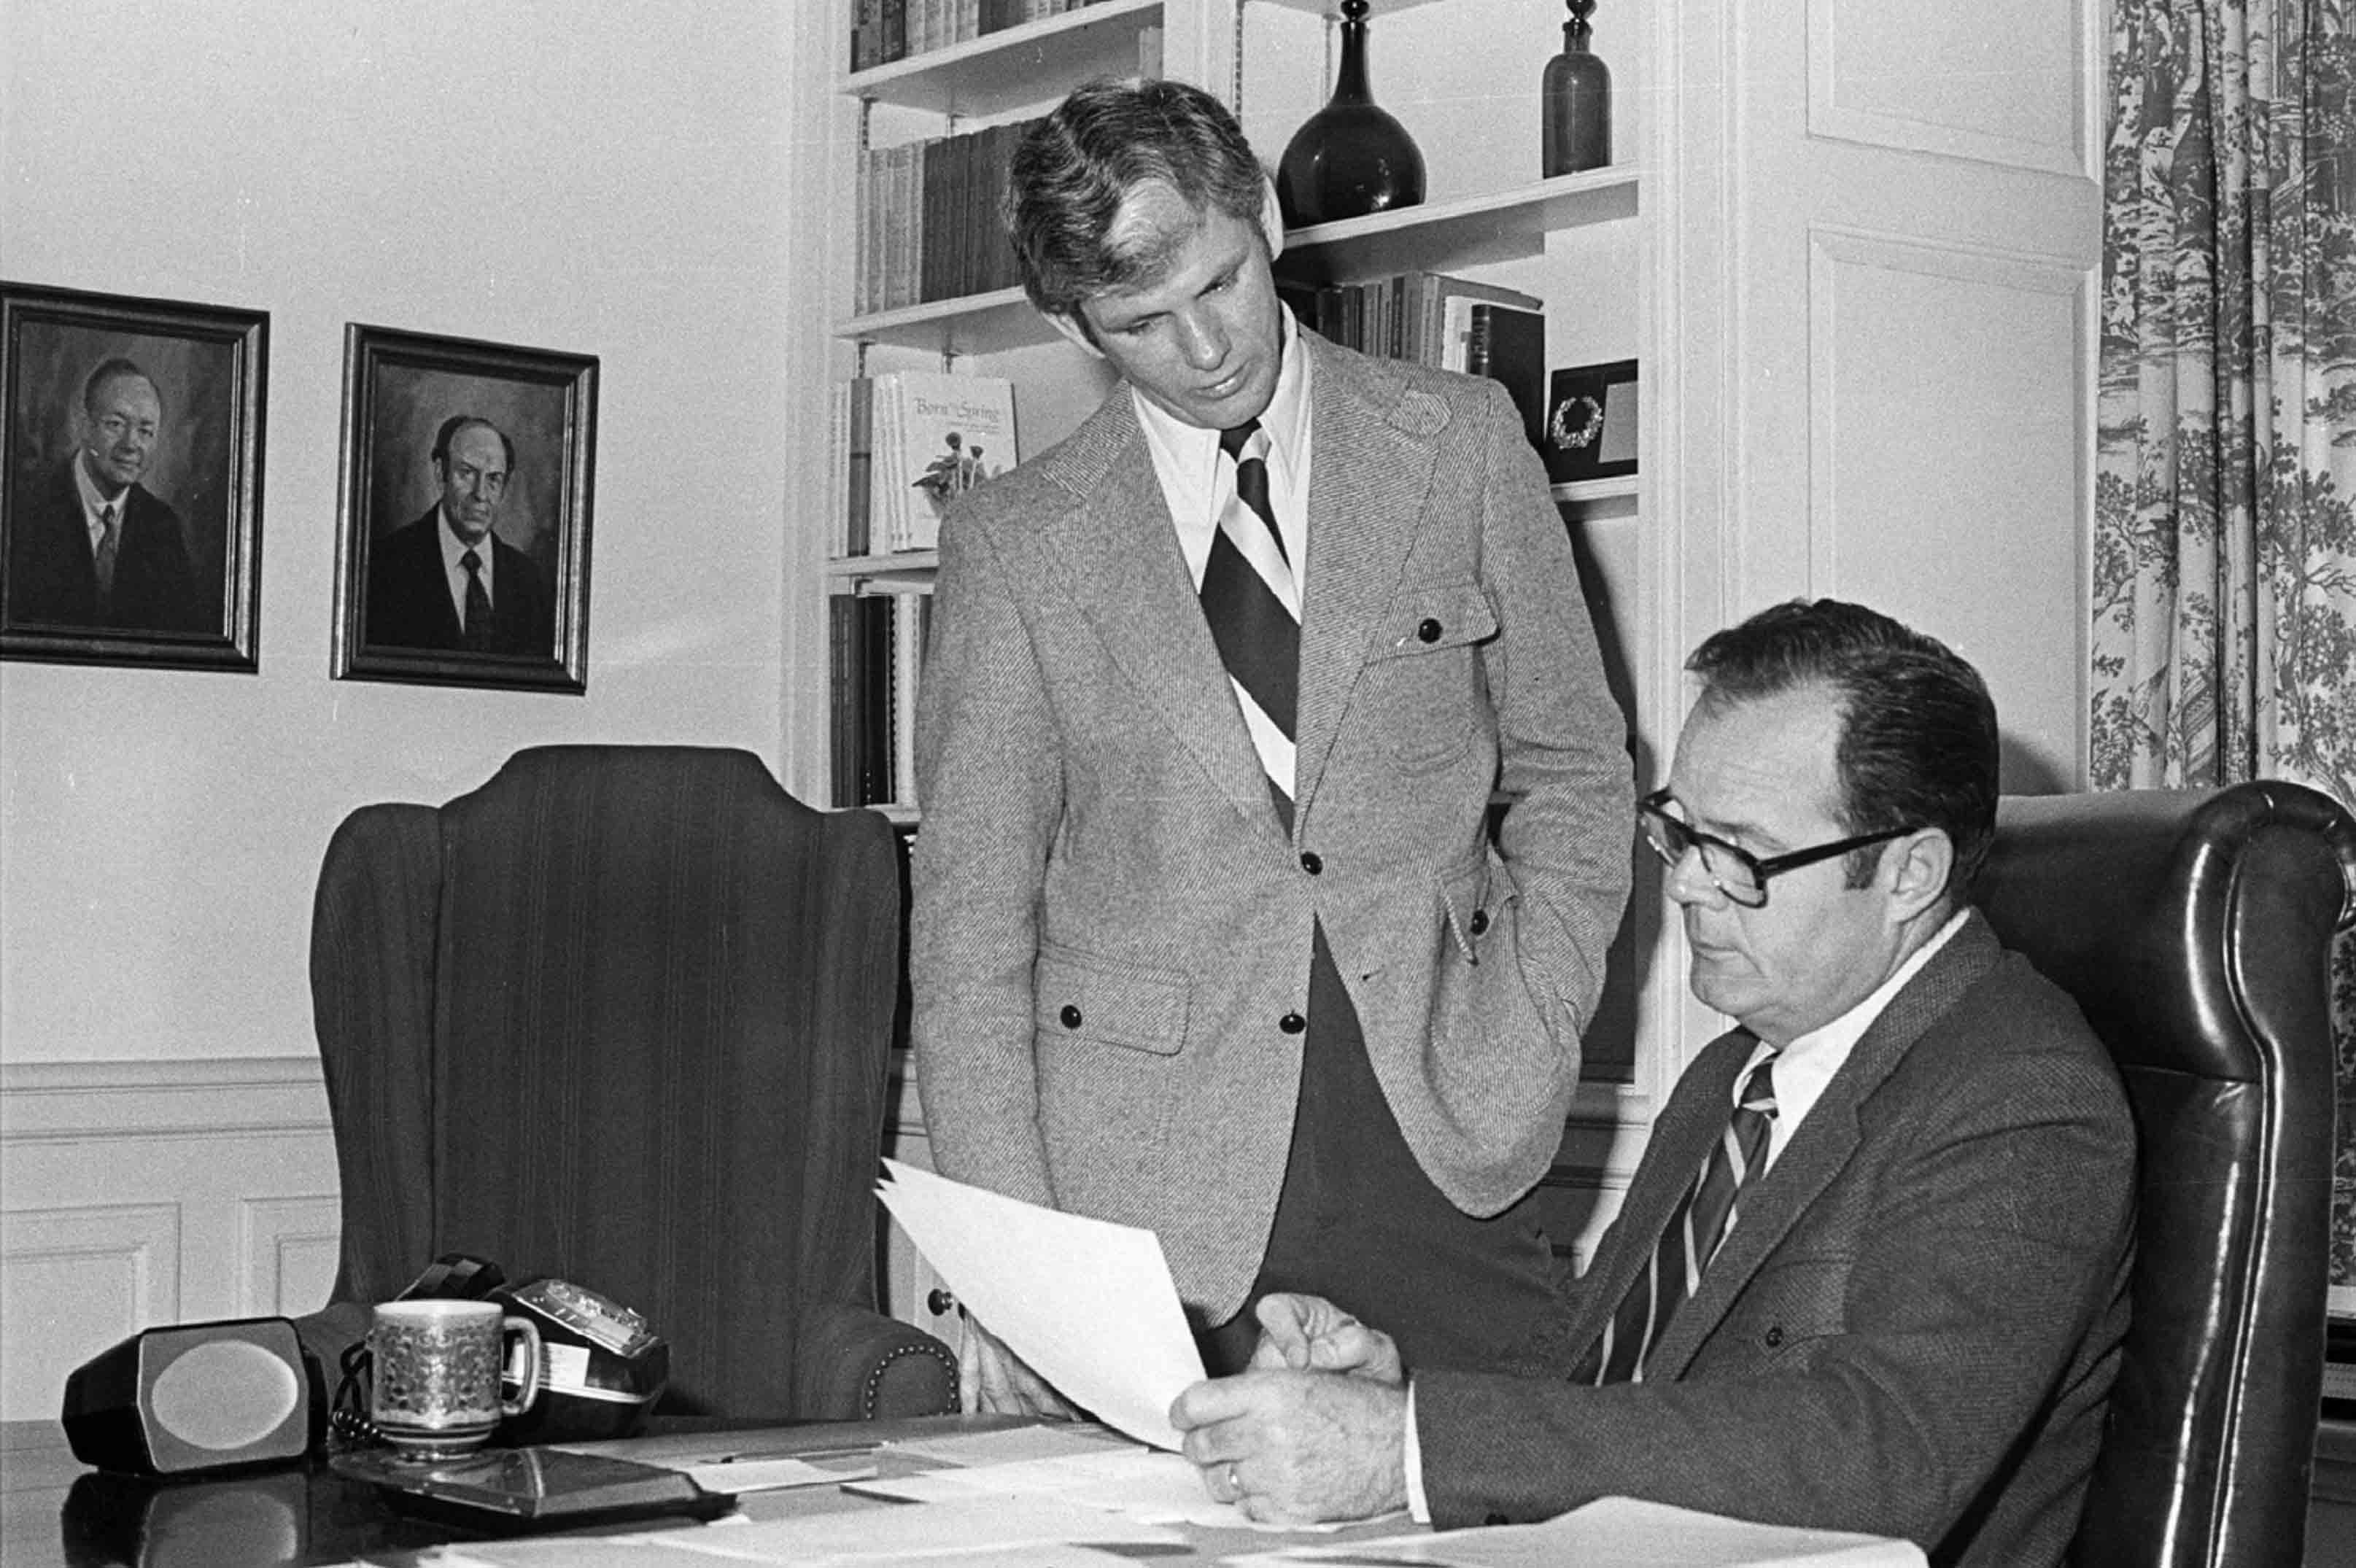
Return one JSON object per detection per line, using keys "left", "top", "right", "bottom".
{"left": 1133, "top": 308, "right": 1313, "bottom": 590}
{"left": 435, "top": 507, "right": 497, "bottom": 629}
{"left": 71, "top": 451, "right": 123, "bottom": 554}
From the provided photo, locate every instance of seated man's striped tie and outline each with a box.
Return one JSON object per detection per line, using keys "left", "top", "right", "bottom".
{"left": 1199, "top": 419, "right": 1299, "bottom": 827}
{"left": 1580, "top": 1049, "right": 1781, "bottom": 1383}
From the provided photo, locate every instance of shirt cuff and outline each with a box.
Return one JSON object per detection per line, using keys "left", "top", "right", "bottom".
{"left": 1403, "top": 1379, "right": 1432, "bottom": 1524}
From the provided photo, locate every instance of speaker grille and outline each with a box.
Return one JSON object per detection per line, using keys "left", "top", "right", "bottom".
{"left": 147, "top": 1339, "right": 302, "bottom": 1451}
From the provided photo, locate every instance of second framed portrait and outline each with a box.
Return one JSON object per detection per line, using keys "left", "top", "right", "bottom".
{"left": 335, "top": 324, "right": 597, "bottom": 692}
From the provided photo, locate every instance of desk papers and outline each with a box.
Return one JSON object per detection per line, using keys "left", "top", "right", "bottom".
{"left": 851, "top": 1445, "right": 1272, "bottom": 1530}
{"left": 422, "top": 1494, "right": 1185, "bottom": 1565}
{"left": 1222, "top": 1496, "right": 1928, "bottom": 1567}
{"left": 877, "top": 1158, "right": 1206, "bottom": 1448}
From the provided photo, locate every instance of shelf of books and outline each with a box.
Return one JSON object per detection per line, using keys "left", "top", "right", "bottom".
{"left": 840, "top": 172, "right": 1642, "bottom": 365}
{"left": 848, "top": 0, "right": 1164, "bottom": 116}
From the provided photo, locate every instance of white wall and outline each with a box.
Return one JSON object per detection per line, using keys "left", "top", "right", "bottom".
{"left": 0, "top": 0, "right": 807, "bottom": 1067}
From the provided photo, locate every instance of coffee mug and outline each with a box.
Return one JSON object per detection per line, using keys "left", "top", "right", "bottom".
{"left": 368, "top": 1299, "right": 543, "bottom": 1460}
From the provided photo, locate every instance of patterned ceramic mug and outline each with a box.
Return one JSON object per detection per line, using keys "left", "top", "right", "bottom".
{"left": 368, "top": 1299, "right": 543, "bottom": 1459}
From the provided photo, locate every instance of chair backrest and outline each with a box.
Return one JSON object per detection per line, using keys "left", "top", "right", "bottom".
{"left": 1975, "top": 780, "right": 2356, "bottom": 1568}
{"left": 309, "top": 745, "right": 908, "bottom": 1417}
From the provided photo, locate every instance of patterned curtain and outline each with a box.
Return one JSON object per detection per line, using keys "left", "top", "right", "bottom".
{"left": 2093, "top": 0, "right": 2356, "bottom": 1286}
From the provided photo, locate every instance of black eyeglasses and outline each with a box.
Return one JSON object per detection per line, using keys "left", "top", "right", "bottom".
{"left": 1638, "top": 788, "right": 1913, "bottom": 909}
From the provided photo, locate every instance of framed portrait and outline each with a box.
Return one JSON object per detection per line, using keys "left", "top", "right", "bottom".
{"left": 334, "top": 324, "right": 596, "bottom": 693}
{"left": 1, "top": 282, "right": 266, "bottom": 671}
{"left": 1543, "top": 358, "right": 1639, "bottom": 484}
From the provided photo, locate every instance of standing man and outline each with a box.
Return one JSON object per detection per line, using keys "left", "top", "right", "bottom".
{"left": 366, "top": 414, "right": 554, "bottom": 655}
{"left": 910, "top": 79, "right": 1632, "bottom": 1406}
{"left": 6, "top": 357, "right": 207, "bottom": 634}
{"left": 1171, "top": 600, "right": 2136, "bottom": 1568}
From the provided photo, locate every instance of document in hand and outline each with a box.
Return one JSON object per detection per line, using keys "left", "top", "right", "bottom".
{"left": 877, "top": 1159, "right": 1207, "bottom": 1449}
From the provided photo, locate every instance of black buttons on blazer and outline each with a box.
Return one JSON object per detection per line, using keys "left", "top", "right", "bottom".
{"left": 1300, "top": 851, "right": 1323, "bottom": 874}
{"left": 1764, "top": 1324, "right": 1785, "bottom": 1348}
{"left": 1059, "top": 1004, "right": 1083, "bottom": 1029}
{"left": 1417, "top": 617, "right": 1443, "bottom": 643}
{"left": 1468, "top": 908, "right": 1489, "bottom": 936}
{"left": 1279, "top": 1012, "right": 1306, "bottom": 1034}
{"left": 1484, "top": 1513, "right": 1510, "bottom": 1527}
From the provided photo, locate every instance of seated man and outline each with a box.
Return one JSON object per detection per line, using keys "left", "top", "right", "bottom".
{"left": 1171, "top": 598, "right": 2136, "bottom": 1567}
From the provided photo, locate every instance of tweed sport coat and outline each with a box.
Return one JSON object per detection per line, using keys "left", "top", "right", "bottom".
{"left": 908, "top": 329, "right": 1632, "bottom": 1319}
{"left": 1415, "top": 914, "right": 2136, "bottom": 1567}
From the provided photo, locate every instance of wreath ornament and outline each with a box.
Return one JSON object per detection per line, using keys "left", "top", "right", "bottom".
{"left": 1550, "top": 392, "right": 1605, "bottom": 451}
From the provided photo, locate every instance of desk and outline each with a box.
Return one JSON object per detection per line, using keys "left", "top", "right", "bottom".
{"left": 16, "top": 1413, "right": 2349, "bottom": 1566}
{"left": 0, "top": 1416, "right": 1390, "bottom": 1568}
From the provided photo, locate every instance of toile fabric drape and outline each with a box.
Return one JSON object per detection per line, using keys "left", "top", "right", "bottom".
{"left": 2093, "top": 0, "right": 2356, "bottom": 1285}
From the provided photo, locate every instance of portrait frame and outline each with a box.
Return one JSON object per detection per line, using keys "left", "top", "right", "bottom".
{"left": 1543, "top": 358, "right": 1639, "bottom": 484}
{"left": 334, "top": 323, "right": 597, "bottom": 694}
{"left": 1, "top": 281, "right": 267, "bottom": 672}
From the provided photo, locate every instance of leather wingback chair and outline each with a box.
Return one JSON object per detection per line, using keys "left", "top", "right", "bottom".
{"left": 308, "top": 745, "right": 956, "bottom": 1421}
{"left": 1975, "top": 780, "right": 2356, "bottom": 1568}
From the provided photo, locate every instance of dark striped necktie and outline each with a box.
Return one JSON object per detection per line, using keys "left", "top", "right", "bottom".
{"left": 1581, "top": 1051, "right": 1780, "bottom": 1384}
{"left": 461, "top": 548, "right": 495, "bottom": 653}
{"left": 1198, "top": 419, "right": 1299, "bottom": 826}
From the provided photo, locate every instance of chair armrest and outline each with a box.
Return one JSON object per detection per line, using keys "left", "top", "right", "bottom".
{"left": 794, "top": 1301, "right": 960, "bottom": 1421}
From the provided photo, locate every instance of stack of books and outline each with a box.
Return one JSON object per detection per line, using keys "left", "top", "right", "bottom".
{"left": 829, "top": 584, "right": 934, "bottom": 812}
{"left": 829, "top": 370, "right": 1020, "bottom": 559}
{"left": 853, "top": 121, "right": 1036, "bottom": 316}
{"left": 851, "top": 1, "right": 1120, "bottom": 70}
{"left": 1281, "top": 269, "right": 1546, "bottom": 450}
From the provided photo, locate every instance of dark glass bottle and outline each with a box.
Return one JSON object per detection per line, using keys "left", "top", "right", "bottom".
{"left": 1275, "top": 0, "right": 1425, "bottom": 227}
{"left": 1542, "top": 0, "right": 1613, "bottom": 176}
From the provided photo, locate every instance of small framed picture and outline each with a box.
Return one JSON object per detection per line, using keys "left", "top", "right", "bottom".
{"left": 1, "top": 282, "right": 266, "bottom": 671}
{"left": 1543, "top": 358, "right": 1639, "bottom": 484}
{"left": 334, "top": 324, "right": 597, "bottom": 693}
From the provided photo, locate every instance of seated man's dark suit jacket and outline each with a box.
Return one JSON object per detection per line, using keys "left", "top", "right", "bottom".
{"left": 1416, "top": 912, "right": 2135, "bottom": 1567}
{"left": 6, "top": 459, "right": 211, "bottom": 633}
{"left": 365, "top": 508, "right": 554, "bottom": 656}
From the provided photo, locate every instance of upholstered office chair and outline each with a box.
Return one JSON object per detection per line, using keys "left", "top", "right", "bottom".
{"left": 1975, "top": 780, "right": 2356, "bottom": 1568}
{"left": 308, "top": 745, "right": 956, "bottom": 1421}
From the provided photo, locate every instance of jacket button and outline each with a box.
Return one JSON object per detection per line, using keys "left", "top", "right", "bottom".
{"left": 1468, "top": 908, "right": 1489, "bottom": 936}
{"left": 1764, "top": 1325, "right": 1784, "bottom": 1348}
{"left": 1059, "top": 1004, "right": 1082, "bottom": 1029}
{"left": 1485, "top": 1513, "right": 1510, "bottom": 1527}
{"left": 1279, "top": 1012, "right": 1306, "bottom": 1034}
{"left": 1418, "top": 617, "right": 1443, "bottom": 643}
{"left": 1300, "top": 851, "right": 1322, "bottom": 874}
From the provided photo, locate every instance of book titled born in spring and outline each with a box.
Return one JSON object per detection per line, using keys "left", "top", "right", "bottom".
{"left": 872, "top": 369, "right": 1019, "bottom": 554}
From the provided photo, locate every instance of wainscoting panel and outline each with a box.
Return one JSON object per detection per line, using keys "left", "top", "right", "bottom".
{"left": 0, "top": 1058, "right": 339, "bottom": 1422}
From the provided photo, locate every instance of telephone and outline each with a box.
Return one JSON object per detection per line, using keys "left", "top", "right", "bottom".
{"left": 336, "top": 1253, "right": 670, "bottom": 1445}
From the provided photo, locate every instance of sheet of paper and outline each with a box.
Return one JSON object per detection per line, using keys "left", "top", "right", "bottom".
{"left": 883, "top": 1422, "right": 1136, "bottom": 1467}
{"left": 551, "top": 1431, "right": 880, "bottom": 1470}
{"left": 652, "top": 1492, "right": 1187, "bottom": 1561}
{"left": 877, "top": 1158, "right": 1206, "bottom": 1449}
{"left": 686, "top": 1456, "right": 876, "bottom": 1494}
{"left": 1220, "top": 1495, "right": 1927, "bottom": 1567}
{"left": 427, "top": 1514, "right": 1148, "bottom": 1568}
{"left": 852, "top": 1447, "right": 1348, "bottom": 1534}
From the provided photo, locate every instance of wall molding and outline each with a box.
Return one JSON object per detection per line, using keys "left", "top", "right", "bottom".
{"left": 1, "top": 1055, "right": 330, "bottom": 1142}
{"left": 0, "top": 1056, "right": 339, "bottom": 1421}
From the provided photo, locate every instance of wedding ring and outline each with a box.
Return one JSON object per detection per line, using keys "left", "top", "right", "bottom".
{"left": 1225, "top": 1462, "right": 1241, "bottom": 1498}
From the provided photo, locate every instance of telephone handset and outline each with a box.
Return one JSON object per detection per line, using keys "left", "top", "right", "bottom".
{"left": 341, "top": 1252, "right": 670, "bottom": 1445}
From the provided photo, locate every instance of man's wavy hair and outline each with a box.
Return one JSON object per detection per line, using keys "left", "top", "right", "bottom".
{"left": 1004, "top": 77, "right": 1268, "bottom": 324}
{"left": 1686, "top": 598, "right": 2000, "bottom": 904}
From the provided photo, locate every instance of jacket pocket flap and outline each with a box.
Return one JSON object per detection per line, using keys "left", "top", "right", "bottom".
{"left": 1371, "top": 580, "right": 1499, "bottom": 661}
{"left": 1034, "top": 944, "right": 1188, "bottom": 1055}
